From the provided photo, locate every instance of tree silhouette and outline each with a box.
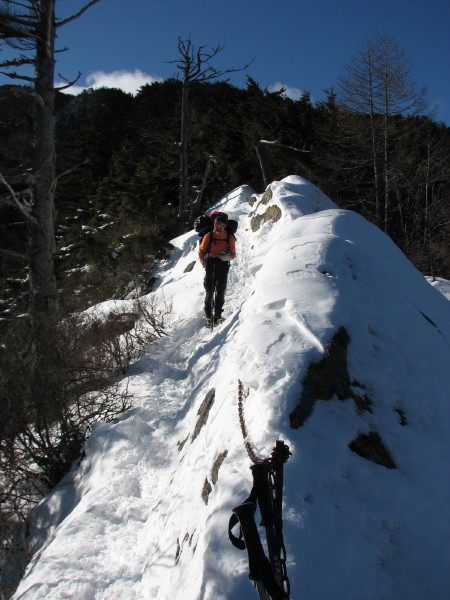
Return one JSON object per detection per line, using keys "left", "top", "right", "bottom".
{"left": 0, "top": 0, "right": 101, "bottom": 320}
{"left": 169, "top": 36, "right": 252, "bottom": 219}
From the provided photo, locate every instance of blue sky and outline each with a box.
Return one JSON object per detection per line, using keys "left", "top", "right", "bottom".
{"left": 2, "top": 0, "right": 450, "bottom": 124}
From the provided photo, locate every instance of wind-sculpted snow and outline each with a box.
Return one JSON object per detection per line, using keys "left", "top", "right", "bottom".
{"left": 13, "top": 176, "right": 450, "bottom": 600}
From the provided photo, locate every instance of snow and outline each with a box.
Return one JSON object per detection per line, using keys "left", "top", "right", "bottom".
{"left": 12, "top": 176, "right": 450, "bottom": 600}
{"left": 426, "top": 276, "right": 450, "bottom": 301}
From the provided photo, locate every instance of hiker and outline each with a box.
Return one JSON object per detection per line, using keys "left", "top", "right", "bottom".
{"left": 198, "top": 214, "right": 236, "bottom": 324}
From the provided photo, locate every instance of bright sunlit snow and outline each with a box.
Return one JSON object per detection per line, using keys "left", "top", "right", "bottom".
{"left": 12, "top": 176, "right": 450, "bottom": 600}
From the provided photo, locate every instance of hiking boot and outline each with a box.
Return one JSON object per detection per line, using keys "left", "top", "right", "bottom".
{"left": 214, "top": 316, "right": 224, "bottom": 324}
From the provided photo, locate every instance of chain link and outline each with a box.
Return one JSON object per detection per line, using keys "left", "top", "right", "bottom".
{"left": 238, "top": 379, "right": 264, "bottom": 464}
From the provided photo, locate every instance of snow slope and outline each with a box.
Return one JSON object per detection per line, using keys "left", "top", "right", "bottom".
{"left": 13, "top": 176, "right": 450, "bottom": 600}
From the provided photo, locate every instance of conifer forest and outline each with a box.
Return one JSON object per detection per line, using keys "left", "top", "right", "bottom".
{"left": 1, "top": 75, "right": 449, "bottom": 316}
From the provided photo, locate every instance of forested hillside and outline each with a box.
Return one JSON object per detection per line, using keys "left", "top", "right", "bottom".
{"left": 1, "top": 76, "right": 449, "bottom": 316}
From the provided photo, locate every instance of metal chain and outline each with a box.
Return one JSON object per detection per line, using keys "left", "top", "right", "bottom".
{"left": 237, "top": 379, "right": 264, "bottom": 464}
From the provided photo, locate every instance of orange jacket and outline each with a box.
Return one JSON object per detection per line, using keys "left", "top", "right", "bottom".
{"left": 199, "top": 230, "right": 236, "bottom": 265}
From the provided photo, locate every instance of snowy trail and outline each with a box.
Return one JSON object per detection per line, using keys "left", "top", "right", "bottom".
{"left": 15, "top": 186, "right": 257, "bottom": 600}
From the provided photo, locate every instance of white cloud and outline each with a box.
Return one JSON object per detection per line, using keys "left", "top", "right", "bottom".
{"left": 269, "top": 81, "right": 304, "bottom": 101}
{"left": 58, "top": 69, "right": 163, "bottom": 95}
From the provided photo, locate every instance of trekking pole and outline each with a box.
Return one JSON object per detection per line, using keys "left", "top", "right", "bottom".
{"left": 229, "top": 440, "right": 291, "bottom": 600}
{"left": 260, "top": 442, "right": 291, "bottom": 596}
{"left": 209, "top": 262, "right": 216, "bottom": 331}
{"left": 251, "top": 462, "right": 285, "bottom": 593}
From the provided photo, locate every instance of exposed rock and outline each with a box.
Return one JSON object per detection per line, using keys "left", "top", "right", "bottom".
{"left": 348, "top": 431, "right": 396, "bottom": 469}
{"left": 201, "top": 478, "right": 212, "bottom": 504}
{"left": 395, "top": 408, "right": 407, "bottom": 426}
{"left": 184, "top": 261, "right": 196, "bottom": 273}
{"left": 290, "top": 327, "right": 371, "bottom": 428}
{"left": 211, "top": 450, "right": 228, "bottom": 485}
{"left": 250, "top": 205, "right": 282, "bottom": 232}
{"left": 192, "top": 389, "right": 215, "bottom": 440}
{"left": 177, "top": 435, "right": 189, "bottom": 452}
{"left": 260, "top": 188, "right": 273, "bottom": 205}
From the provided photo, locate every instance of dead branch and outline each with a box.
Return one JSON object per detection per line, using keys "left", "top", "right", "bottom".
{"left": 259, "top": 139, "right": 311, "bottom": 153}
{"left": 0, "top": 247, "right": 29, "bottom": 261}
{"left": 55, "top": 70, "right": 82, "bottom": 92}
{"left": 56, "top": 0, "right": 102, "bottom": 28}
{"left": 56, "top": 158, "right": 90, "bottom": 181}
{"left": 168, "top": 36, "right": 254, "bottom": 83}
{"left": 0, "top": 172, "right": 36, "bottom": 224}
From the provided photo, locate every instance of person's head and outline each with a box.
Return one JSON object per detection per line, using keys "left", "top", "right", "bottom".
{"left": 214, "top": 215, "right": 227, "bottom": 231}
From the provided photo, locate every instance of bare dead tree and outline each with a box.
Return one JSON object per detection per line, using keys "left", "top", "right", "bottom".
{"left": 0, "top": 0, "right": 101, "bottom": 322}
{"left": 168, "top": 36, "right": 253, "bottom": 219}
{"left": 339, "top": 41, "right": 383, "bottom": 224}
{"left": 338, "top": 34, "right": 427, "bottom": 234}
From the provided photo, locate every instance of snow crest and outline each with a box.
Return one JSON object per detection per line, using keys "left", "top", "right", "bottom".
{"left": 13, "top": 177, "right": 450, "bottom": 600}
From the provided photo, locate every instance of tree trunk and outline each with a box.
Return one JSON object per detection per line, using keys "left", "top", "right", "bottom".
{"left": 30, "top": 0, "right": 58, "bottom": 318}
{"left": 178, "top": 77, "right": 189, "bottom": 218}
{"left": 383, "top": 117, "right": 389, "bottom": 234}
{"left": 192, "top": 153, "right": 214, "bottom": 214}
{"left": 382, "top": 56, "right": 390, "bottom": 235}
{"left": 367, "top": 50, "right": 381, "bottom": 225}
{"left": 254, "top": 140, "right": 272, "bottom": 189}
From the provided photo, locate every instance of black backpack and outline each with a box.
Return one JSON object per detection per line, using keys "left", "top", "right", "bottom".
{"left": 194, "top": 212, "right": 238, "bottom": 240}
{"left": 226, "top": 219, "right": 238, "bottom": 236}
{"left": 194, "top": 214, "right": 213, "bottom": 235}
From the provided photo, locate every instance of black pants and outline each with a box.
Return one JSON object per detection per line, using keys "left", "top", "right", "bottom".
{"left": 204, "top": 258, "right": 229, "bottom": 318}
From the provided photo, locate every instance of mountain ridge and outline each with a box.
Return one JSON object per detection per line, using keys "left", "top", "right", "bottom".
{"left": 12, "top": 176, "right": 450, "bottom": 600}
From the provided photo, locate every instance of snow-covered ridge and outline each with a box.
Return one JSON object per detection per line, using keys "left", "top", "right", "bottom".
{"left": 13, "top": 176, "right": 450, "bottom": 600}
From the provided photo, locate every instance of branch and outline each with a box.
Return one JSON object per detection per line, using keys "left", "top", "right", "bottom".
{"left": 0, "top": 172, "right": 37, "bottom": 224}
{"left": 0, "top": 247, "right": 29, "bottom": 261}
{"left": 56, "top": 159, "right": 90, "bottom": 181}
{"left": 259, "top": 140, "right": 311, "bottom": 153}
{"left": 168, "top": 36, "right": 254, "bottom": 84}
{"left": 0, "top": 22, "right": 36, "bottom": 40}
{"left": 0, "top": 70, "right": 34, "bottom": 82}
{"left": 55, "top": 70, "right": 82, "bottom": 91}
{"left": 56, "top": 0, "right": 102, "bottom": 28}
{"left": 0, "top": 55, "right": 34, "bottom": 69}
{"left": 193, "top": 51, "right": 254, "bottom": 83}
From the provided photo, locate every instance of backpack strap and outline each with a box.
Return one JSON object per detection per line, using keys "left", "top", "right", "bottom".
{"left": 208, "top": 232, "right": 233, "bottom": 256}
